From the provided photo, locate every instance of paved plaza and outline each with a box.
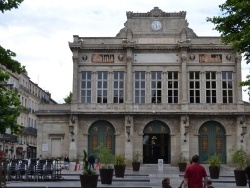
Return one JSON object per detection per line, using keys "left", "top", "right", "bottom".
{"left": 5, "top": 164, "right": 247, "bottom": 188}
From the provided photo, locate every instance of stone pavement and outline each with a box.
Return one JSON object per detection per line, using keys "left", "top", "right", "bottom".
{"left": 5, "top": 164, "right": 247, "bottom": 188}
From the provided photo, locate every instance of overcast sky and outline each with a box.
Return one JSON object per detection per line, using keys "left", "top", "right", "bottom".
{"left": 0, "top": 0, "right": 249, "bottom": 103}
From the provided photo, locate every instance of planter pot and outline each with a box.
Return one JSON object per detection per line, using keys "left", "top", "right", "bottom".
{"left": 132, "top": 162, "right": 140, "bottom": 171}
{"left": 209, "top": 166, "right": 220, "bottom": 179}
{"left": 114, "top": 165, "right": 126, "bottom": 178}
{"left": 178, "top": 162, "right": 187, "bottom": 172}
{"left": 80, "top": 174, "right": 99, "bottom": 188}
{"left": 99, "top": 168, "right": 114, "bottom": 184}
{"left": 234, "top": 170, "right": 247, "bottom": 186}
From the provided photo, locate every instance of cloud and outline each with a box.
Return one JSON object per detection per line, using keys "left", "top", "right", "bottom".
{"left": 0, "top": 0, "right": 248, "bottom": 102}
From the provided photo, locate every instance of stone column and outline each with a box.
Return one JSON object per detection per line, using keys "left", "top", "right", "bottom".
{"left": 69, "top": 115, "right": 78, "bottom": 160}
{"left": 126, "top": 49, "right": 133, "bottom": 105}
{"left": 235, "top": 55, "right": 243, "bottom": 103}
{"left": 72, "top": 51, "right": 79, "bottom": 104}
{"left": 125, "top": 115, "right": 133, "bottom": 164}
{"left": 180, "top": 115, "right": 189, "bottom": 158}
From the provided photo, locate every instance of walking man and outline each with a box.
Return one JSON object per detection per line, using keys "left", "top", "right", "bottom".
{"left": 183, "top": 155, "right": 208, "bottom": 188}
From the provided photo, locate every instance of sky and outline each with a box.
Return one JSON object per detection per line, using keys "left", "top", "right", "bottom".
{"left": 0, "top": 0, "right": 249, "bottom": 103}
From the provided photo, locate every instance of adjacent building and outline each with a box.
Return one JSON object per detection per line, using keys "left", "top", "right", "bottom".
{"left": 36, "top": 7, "right": 250, "bottom": 165}
{"left": 0, "top": 64, "right": 57, "bottom": 159}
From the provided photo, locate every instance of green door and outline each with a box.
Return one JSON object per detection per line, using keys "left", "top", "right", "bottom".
{"left": 88, "top": 120, "right": 115, "bottom": 156}
{"left": 199, "top": 121, "right": 226, "bottom": 163}
{"left": 143, "top": 120, "right": 170, "bottom": 164}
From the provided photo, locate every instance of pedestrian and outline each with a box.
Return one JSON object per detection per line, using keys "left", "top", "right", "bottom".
{"left": 207, "top": 179, "right": 214, "bottom": 188}
{"left": 245, "top": 164, "right": 250, "bottom": 188}
{"left": 88, "top": 154, "right": 95, "bottom": 170}
{"left": 162, "top": 177, "right": 172, "bottom": 188}
{"left": 178, "top": 159, "right": 193, "bottom": 188}
{"left": 64, "top": 156, "right": 70, "bottom": 170}
{"left": 183, "top": 155, "right": 208, "bottom": 188}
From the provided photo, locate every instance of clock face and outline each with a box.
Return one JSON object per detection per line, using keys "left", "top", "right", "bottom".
{"left": 151, "top": 20, "right": 162, "bottom": 30}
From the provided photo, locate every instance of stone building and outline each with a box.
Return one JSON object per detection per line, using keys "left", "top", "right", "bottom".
{"left": 36, "top": 7, "right": 250, "bottom": 165}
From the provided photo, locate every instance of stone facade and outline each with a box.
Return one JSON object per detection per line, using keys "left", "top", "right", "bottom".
{"left": 36, "top": 7, "right": 250, "bottom": 165}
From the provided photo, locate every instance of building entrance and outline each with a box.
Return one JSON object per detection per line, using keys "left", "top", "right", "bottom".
{"left": 143, "top": 121, "right": 170, "bottom": 164}
{"left": 88, "top": 121, "right": 115, "bottom": 156}
{"left": 199, "top": 121, "right": 226, "bottom": 163}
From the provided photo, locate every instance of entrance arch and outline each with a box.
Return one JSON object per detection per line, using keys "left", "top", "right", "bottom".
{"left": 199, "top": 121, "right": 226, "bottom": 163}
{"left": 143, "top": 120, "right": 170, "bottom": 164}
{"left": 88, "top": 120, "right": 115, "bottom": 156}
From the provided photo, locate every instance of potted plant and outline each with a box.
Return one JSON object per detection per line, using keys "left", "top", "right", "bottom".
{"left": 206, "top": 154, "right": 221, "bottom": 179}
{"left": 97, "top": 145, "right": 114, "bottom": 184}
{"left": 114, "top": 154, "right": 126, "bottom": 178}
{"left": 132, "top": 151, "right": 141, "bottom": 171}
{"left": 178, "top": 153, "right": 187, "bottom": 172}
{"left": 80, "top": 150, "right": 98, "bottom": 188}
{"left": 230, "top": 146, "right": 247, "bottom": 186}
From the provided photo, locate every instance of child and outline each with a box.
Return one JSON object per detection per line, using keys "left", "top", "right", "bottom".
{"left": 162, "top": 177, "right": 172, "bottom": 188}
{"left": 207, "top": 179, "right": 214, "bottom": 188}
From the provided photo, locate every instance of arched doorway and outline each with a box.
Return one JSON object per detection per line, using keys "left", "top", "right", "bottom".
{"left": 88, "top": 120, "right": 115, "bottom": 156}
{"left": 199, "top": 121, "right": 226, "bottom": 163}
{"left": 143, "top": 120, "right": 170, "bottom": 164}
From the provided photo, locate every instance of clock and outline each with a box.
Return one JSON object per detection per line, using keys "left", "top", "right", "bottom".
{"left": 151, "top": 20, "right": 162, "bottom": 30}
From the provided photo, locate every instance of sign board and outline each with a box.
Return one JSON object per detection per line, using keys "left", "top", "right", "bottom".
{"left": 158, "top": 159, "right": 163, "bottom": 171}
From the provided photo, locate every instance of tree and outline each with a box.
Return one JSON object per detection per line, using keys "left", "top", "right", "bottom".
{"left": 207, "top": 0, "right": 250, "bottom": 96}
{"left": 0, "top": 0, "right": 24, "bottom": 13}
{"left": 0, "top": 0, "right": 25, "bottom": 134}
{"left": 63, "top": 91, "right": 72, "bottom": 104}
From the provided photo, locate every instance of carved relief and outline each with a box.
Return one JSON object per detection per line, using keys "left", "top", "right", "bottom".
{"left": 181, "top": 56, "right": 187, "bottom": 61}
{"left": 189, "top": 54, "right": 195, "bottom": 61}
{"left": 92, "top": 54, "right": 114, "bottom": 63}
{"left": 118, "top": 55, "right": 124, "bottom": 61}
{"left": 82, "top": 55, "right": 88, "bottom": 61}
{"left": 199, "top": 54, "right": 222, "bottom": 63}
{"left": 226, "top": 54, "right": 231, "bottom": 61}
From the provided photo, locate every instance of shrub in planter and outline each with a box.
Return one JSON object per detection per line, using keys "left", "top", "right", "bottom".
{"left": 230, "top": 146, "right": 247, "bottom": 186}
{"left": 114, "top": 154, "right": 126, "bottom": 178}
{"left": 178, "top": 153, "right": 187, "bottom": 172}
{"left": 206, "top": 154, "right": 221, "bottom": 179}
{"left": 80, "top": 150, "right": 98, "bottom": 188}
{"left": 97, "top": 145, "right": 114, "bottom": 184}
{"left": 132, "top": 151, "right": 141, "bottom": 171}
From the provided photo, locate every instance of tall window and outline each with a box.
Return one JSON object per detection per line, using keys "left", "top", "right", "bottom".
{"left": 151, "top": 71, "right": 162, "bottom": 103}
{"left": 134, "top": 71, "right": 146, "bottom": 103}
{"left": 206, "top": 72, "right": 216, "bottom": 103}
{"left": 81, "top": 71, "right": 92, "bottom": 103}
{"left": 113, "top": 71, "right": 124, "bottom": 103}
{"left": 222, "top": 71, "right": 233, "bottom": 103}
{"left": 97, "top": 71, "right": 108, "bottom": 103}
{"left": 189, "top": 72, "right": 200, "bottom": 103}
{"left": 167, "top": 72, "right": 178, "bottom": 103}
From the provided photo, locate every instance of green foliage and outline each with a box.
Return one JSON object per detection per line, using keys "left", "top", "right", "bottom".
{"left": 115, "top": 154, "right": 126, "bottom": 166}
{"left": 0, "top": 0, "right": 24, "bottom": 13}
{"left": 230, "top": 146, "right": 247, "bottom": 170}
{"left": 207, "top": 0, "right": 250, "bottom": 64}
{"left": 63, "top": 91, "right": 72, "bottom": 104}
{"left": 0, "top": 0, "right": 26, "bottom": 134}
{"left": 0, "top": 87, "right": 24, "bottom": 134}
{"left": 207, "top": 0, "right": 250, "bottom": 97}
{"left": 179, "top": 153, "right": 187, "bottom": 163}
{"left": 133, "top": 151, "right": 141, "bottom": 162}
{"left": 206, "top": 154, "right": 221, "bottom": 167}
{"left": 97, "top": 145, "right": 114, "bottom": 169}
{"left": 82, "top": 150, "right": 96, "bottom": 175}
